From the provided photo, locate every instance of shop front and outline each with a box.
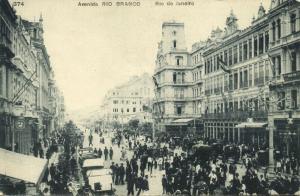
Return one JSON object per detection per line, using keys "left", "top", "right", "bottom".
{"left": 13, "top": 116, "right": 38, "bottom": 155}
{"left": 274, "top": 119, "right": 300, "bottom": 160}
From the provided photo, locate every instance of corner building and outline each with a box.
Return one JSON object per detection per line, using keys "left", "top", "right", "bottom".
{"left": 153, "top": 21, "right": 196, "bottom": 135}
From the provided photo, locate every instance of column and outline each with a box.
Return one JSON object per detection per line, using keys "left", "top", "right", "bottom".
{"left": 262, "top": 32, "right": 265, "bottom": 54}
{"left": 275, "top": 57, "right": 279, "bottom": 76}
{"left": 268, "top": 118, "right": 275, "bottom": 176}
{"left": 233, "top": 127, "right": 236, "bottom": 143}
{"left": 223, "top": 126, "right": 226, "bottom": 140}
{"left": 216, "top": 127, "right": 219, "bottom": 139}
{"left": 228, "top": 126, "right": 230, "bottom": 142}
{"left": 297, "top": 49, "right": 300, "bottom": 71}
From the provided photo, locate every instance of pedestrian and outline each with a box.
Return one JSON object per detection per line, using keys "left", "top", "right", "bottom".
{"left": 110, "top": 162, "right": 116, "bottom": 183}
{"left": 136, "top": 174, "right": 144, "bottom": 196}
{"left": 158, "top": 157, "right": 163, "bottom": 171}
{"left": 109, "top": 147, "right": 113, "bottom": 160}
{"left": 119, "top": 163, "right": 125, "bottom": 185}
{"left": 50, "top": 163, "right": 56, "bottom": 180}
{"left": 98, "top": 148, "right": 102, "bottom": 158}
{"left": 162, "top": 174, "right": 167, "bottom": 194}
{"left": 104, "top": 147, "right": 108, "bottom": 160}
{"left": 127, "top": 172, "right": 135, "bottom": 196}
{"left": 88, "top": 134, "right": 93, "bottom": 147}
{"left": 115, "top": 163, "right": 119, "bottom": 185}
{"left": 39, "top": 148, "right": 44, "bottom": 158}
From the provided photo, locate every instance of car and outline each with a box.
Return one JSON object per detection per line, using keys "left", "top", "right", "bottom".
{"left": 82, "top": 158, "right": 104, "bottom": 171}
{"left": 82, "top": 159, "right": 114, "bottom": 195}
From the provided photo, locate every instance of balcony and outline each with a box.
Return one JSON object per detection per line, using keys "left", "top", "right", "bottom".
{"left": 203, "top": 110, "right": 267, "bottom": 121}
{"left": 0, "top": 35, "right": 14, "bottom": 59}
{"left": 283, "top": 70, "right": 300, "bottom": 82}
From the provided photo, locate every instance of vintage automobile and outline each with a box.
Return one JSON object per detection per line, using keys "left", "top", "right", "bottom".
{"left": 190, "top": 143, "right": 212, "bottom": 163}
{"left": 82, "top": 159, "right": 115, "bottom": 195}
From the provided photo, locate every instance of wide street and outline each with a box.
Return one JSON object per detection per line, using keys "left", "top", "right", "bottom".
{"left": 81, "top": 130, "right": 164, "bottom": 196}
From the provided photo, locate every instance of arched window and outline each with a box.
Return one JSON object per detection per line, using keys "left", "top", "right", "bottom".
{"left": 277, "top": 19, "right": 281, "bottom": 39}
{"left": 33, "top": 28, "right": 37, "bottom": 39}
{"left": 173, "top": 40, "right": 177, "bottom": 48}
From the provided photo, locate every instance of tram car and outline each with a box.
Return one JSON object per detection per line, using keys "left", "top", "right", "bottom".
{"left": 190, "top": 143, "right": 212, "bottom": 163}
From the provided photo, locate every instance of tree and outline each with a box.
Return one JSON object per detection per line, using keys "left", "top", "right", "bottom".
{"left": 128, "top": 119, "right": 139, "bottom": 130}
{"left": 111, "top": 121, "right": 121, "bottom": 129}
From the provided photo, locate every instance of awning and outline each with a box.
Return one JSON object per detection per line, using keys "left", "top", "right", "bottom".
{"left": 171, "top": 118, "right": 194, "bottom": 126}
{"left": 235, "top": 122, "right": 267, "bottom": 128}
{"left": 0, "top": 148, "right": 48, "bottom": 184}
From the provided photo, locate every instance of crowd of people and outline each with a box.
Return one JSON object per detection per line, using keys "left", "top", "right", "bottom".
{"left": 102, "top": 130, "right": 300, "bottom": 196}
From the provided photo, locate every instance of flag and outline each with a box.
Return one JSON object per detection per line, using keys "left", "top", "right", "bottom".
{"left": 217, "top": 57, "right": 231, "bottom": 74}
{"left": 152, "top": 76, "right": 159, "bottom": 87}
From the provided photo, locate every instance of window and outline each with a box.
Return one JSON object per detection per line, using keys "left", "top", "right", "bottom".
{"left": 175, "top": 104, "right": 183, "bottom": 115}
{"left": 277, "top": 92, "right": 285, "bottom": 110}
{"left": 265, "top": 61, "right": 270, "bottom": 82}
{"left": 278, "top": 56, "right": 281, "bottom": 75}
{"left": 173, "top": 40, "right": 177, "bottom": 48}
{"left": 173, "top": 72, "right": 177, "bottom": 83}
{"left": 224, "top": 50, "right": 228, "bottom": 65}
{"left": 234, "top": 72, "right": 238, "bottom": 90}
{"left": 243, "top": 41, "right": 248, "bottom": 60}
{"left": 113, "top": 100, "right": 118, "bottom": 104}
{"left": 291, "top": 90, "right": 298, "bottom": 109}
{"left": 254, "top": 36, "right": 258, "bottom": 57}
{"left": 228, "top": 48, "right": 233, "bottom": 66}
{"left": 248, "top": 39, "right": 252, "bottom": 59}
{"left": 244, "top": 69, "right": 248, "bottom": 88}
{"left": 272, "top": 22, "right": 276, "bottom": 41}
{"left": 224, "top": 74, "right": 229, "bottom": 92}
{"left": 173, "top": 31, "right": 176, "bottom": 36}
{"left": 291, "top": 14, "right": 296, "bottom": 33}
{"left": 233, "top": 45, "right": 238, "bottom": 64}
{"left": 239, "top": 71, "right": 243, "bottom": 88}
{"left": 127, "top": 108, "right": 129, "bottom": 112}
{"left": 265, "top": 31, "right": 269, "bottom": 52}
{"left": 254, "top": 64, "right": 259, "bottom": 85}
{"left": 291, "top": 51, "right": 297, "bottom": 72}
{"left": 259, "top": 34, "right": 264, "bottom": 55}
{"left": 277, "top": 19, "right": 281, "bottom": 39}
{"left": 259, "top": 62, "right": 264, "bottom": 85}
{"left": 176, "top": 56, "right": 183, "bottom": 66}
{"left": 239, "top": 43, "right": 243, "bottom": 62}
{"left": 229, "top": 74, "right": 233, "bottom": 91}
{"left": 174, "top": 87, "right": 184, "bottom": 99}
{"left": 133, "top": 107, "right": 136, "bottom": 112}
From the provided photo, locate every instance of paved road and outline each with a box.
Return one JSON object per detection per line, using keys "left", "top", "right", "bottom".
{"left": 82, "top": 130, "right": 164, "bottom": 195}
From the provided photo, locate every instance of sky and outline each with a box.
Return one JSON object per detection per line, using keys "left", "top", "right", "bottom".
{"left": 12, "top": 0, "right": 271, "bottom": 111}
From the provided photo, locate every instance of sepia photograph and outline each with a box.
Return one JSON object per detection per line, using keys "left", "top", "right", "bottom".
{"left": 0, "top": 0, "right": 300, "bottom": 195}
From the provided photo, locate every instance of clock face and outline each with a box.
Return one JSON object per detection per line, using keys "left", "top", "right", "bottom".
{"left": 15, "top": 119, "right": 25, "bottom": 129}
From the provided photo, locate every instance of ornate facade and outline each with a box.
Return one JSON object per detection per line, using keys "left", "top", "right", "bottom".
{"left": 0, "top": 0, "right": 65, "bottom": 154}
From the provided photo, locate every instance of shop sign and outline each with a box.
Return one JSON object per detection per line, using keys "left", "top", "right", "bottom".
{"left": 15, "top": 118, "right": 25, "bottom": 130}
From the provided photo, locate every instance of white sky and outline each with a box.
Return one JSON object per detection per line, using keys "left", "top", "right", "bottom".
{"left": 12, "top": 0, "right": 271, "bottom": 111}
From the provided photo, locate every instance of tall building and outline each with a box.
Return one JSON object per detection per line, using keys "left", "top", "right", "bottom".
{"left": 0, "top": 0, "right": 18, "bottom": 151}
{"left": 153, "top": 0, "right": 300, "bottom": 164}
{"left": 0, "top": 0, "right": 65, "bottom": 154}
{"left": 101, "top": 73, "right": 154, "bottom": 127}
{"left": 22, "top": 15, "right": 53, "bottom": 138}
{"left": 153, "top": 21, "right": 202, "bottom": 135}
